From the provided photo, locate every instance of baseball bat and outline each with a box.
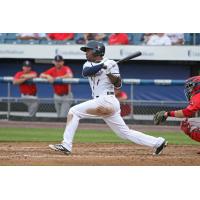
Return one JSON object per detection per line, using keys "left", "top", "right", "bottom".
{"left": 116, "top": 51, "right": 142, "bottom": 64}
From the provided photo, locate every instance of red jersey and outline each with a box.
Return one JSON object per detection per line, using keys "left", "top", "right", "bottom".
{"left": 108, "top": 33, "right": 129, "bottom": 45}
{"left": 43, "top": 66, "right": 73, "bottom": 95}
{"left": 47, "top": 33, "right": 74, "bottom": 40}
{"left": 182, "top": 93, "right": 200, "bottom": 117}
{"left": 14, "top": 71, "right": 37, "bottom": 95}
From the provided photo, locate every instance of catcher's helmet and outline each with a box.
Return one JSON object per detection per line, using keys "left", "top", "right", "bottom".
{"left": 184, "top": 76, "right": 200, "bottom": 101}
{"left": 80, "top": 40, "right": 105, "bottom": 56}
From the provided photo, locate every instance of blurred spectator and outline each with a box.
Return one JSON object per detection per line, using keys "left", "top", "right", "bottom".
{"left": 13, "top": 60, "right": 39, "bottom": 117}
{"left": 115, "top": 88, "right": 131, "bottom": 117}
{"left": 108, "top": 33, "right": 129, "bottom": 45}
{"left": 76, "top": 33, "right": 106, "bottom": 44}
{"left": 40, "top": 55, "right": 73, "bottom": 118}
{"left": 167, "top": 33, "right": 184, "bottom": 45}
{"left": 146, "top": 33, "right": 172, "bottom": 45}
{"left": 47, "top": 33, "right": 74, "bottom": 41}
{"left": 17, "top": 33, "right": 46, "bottom": 40}
{"left": 141, "top": 33, "right": 153, "bottom": 44}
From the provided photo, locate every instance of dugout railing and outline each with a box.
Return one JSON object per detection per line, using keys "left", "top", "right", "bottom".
{"left": 0, "top": 77, "right": 187, "bottom": 123}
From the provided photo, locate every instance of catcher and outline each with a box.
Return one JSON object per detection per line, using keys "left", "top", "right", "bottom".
{"left": 154, "top": 76, "right": 200, "bottom": 142}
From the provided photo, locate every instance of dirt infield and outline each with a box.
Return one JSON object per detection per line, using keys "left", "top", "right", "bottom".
{"left": 1, "top": 120, "right": 200, "bottom": 166}
{"left": 0, "top": 142, "right": 200, "bottom": 166}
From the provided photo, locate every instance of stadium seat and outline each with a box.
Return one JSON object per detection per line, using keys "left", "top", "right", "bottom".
{"left": 132, "top": 33, "right": 143, "bottom": 45}
{"left": 19, "top": 40, "right": 40, "bottom": 44}
{"left": 0, "top": 33, "right": 7, "bottom": 39}
{"left": 194, "top": 33, "right": 200, "bottom": 45}
{"left": 0, "top": 39, "right": 5, "bottom": 44}
{"left": 40, "top": 40, "right": 58, "bottom": 45}
{"left": 184, "top": 33, "right": 192, "bottom": 45}
{"left": 127, "top": 33, "right": 134, "bottom": 44}
{"left": 4, "top": 39, "right": 17, "bottom": 44}
{"left": 39, "top": 40, "right": 49, "bottom": 44}
{"left": 75, "top": 33, "right": 84, "bottom": 44}
{"left": 6, "top": 33, "right": 17, "bottom": 40}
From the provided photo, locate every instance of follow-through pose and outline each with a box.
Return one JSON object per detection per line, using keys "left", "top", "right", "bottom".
{"left": 49, "top": 40, "right": 167, "bottom": 155}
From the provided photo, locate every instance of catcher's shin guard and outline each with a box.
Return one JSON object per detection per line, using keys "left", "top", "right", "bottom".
{"left": 181, "top": 119, "right": 200, "bottom": 142}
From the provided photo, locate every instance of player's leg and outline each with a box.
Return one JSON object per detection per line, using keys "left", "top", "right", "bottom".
{"left": 60, "top": 93, "right": 73, "bottom": 117}
{"left": 28, "top": 98, "right": 39, "bottom": 117}
{"left": 22, "top": 96, "right": 38, "bottom": 117}
{"left": 103, "top": 113, "right": 165, "bottom": 149}
{"left": 54, "top": 94, "right": 61, "bottom": 117}
{"left": 181, "top": 118, "right": 200, "bottom": 142}
{"left": 55, "top": 98, "right": 106, "bottom": 152}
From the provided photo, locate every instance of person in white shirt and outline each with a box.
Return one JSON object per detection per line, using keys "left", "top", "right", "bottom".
{"left": 147, "top": 33, "right": 172, "bottom": 45}
{"left": 167, "top": 33, "right": 184, "bottom": 45}
{"left": 49, "top": 40, "right": 167, "bottom": 156}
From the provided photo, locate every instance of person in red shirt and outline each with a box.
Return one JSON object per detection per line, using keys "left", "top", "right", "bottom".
{"left": 108, "top": 33, "right": 129, "bottom": 45}
{"left": 115, "top": 88, "right": 131, "bottom": 117}
{"left": 154, "top": 76, "right": 200, "bottom": 143}
{"left": 13, "top": 60, "right": 39, "bottom": 117}
{"left": 47, "top": 33, "right": 74, "bottom": 41}
{"left": 40, "top": 55, "right": 73, "bottom": 117}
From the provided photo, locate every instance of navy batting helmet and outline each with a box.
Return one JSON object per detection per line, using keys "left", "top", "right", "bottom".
{"left": 80, "top": 40, "right": 105, "bottom": 56}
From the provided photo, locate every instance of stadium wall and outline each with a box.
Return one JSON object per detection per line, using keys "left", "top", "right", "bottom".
{"left": 0, "top": 59, "right": 192, "bottom": 100}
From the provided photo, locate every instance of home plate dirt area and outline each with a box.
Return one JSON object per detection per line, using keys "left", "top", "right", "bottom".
{"left": 0, "top": 142, "right": 200, "bottom": 166}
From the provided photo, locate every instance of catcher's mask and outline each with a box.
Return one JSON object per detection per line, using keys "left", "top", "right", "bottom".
{"left": 184, "top": 76, "right": 200, "bottom": 101}
{"left": 80, "top": 40, "right": 105, "bottom": 56}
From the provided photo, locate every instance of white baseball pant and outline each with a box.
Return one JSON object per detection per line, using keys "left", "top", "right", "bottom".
{"left": 62, "top": 95, "right": 165, "bottom": 152}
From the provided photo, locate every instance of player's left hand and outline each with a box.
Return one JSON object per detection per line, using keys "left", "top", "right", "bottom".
{"left": 153, "top": 111, "right": 167, "bottom": 125}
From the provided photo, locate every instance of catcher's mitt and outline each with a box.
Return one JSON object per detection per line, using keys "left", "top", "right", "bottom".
{"left": 153, "top": 111, "right": 167, "bottom": 125}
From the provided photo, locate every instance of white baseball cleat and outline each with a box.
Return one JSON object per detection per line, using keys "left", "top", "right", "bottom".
{"left": 49, "top": 144, "right": 71, "bottom": 155}
{"left": 153, "top": 140, "right": 168, "bottom": 155}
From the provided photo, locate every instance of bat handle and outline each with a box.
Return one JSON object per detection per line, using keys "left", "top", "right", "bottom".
{"left": 102, "top": 65, "right": 107, "bottom": 69}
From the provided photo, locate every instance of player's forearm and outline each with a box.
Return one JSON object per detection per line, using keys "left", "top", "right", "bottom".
{"left": 57, "top": 74, "right": 73, "bottom": 79}
{"left": 107, "top": 74, "right": 122, "bottom": 88}
{"left": 40, "top": 74, "right": 54, "bottom": 83}
{"left": 40, "top": 74, "right": 52, "bottom": 79}
{"left": 13, "top": 78, "right": 26, "bottom": 85}
{"left": 165, "top": 109, "right": 193, "bottom": 118}
{"left": 82, "top": 64, "right": 104, "bottom": 77}
{"left": 22, "top": 74, "right": 37, "bottom": 79}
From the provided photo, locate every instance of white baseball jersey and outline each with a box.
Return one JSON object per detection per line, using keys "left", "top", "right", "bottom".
{"left": 83, "top": 58, "right": 120, "bottom": 98}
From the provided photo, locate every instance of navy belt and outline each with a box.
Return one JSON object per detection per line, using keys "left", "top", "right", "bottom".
{"left": 96, "top": 92, "right": 114, "bottom": 98}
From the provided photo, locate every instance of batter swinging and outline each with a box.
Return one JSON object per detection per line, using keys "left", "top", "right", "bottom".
{"left": 49, "top": 40, "right": 167, "bottom": 155}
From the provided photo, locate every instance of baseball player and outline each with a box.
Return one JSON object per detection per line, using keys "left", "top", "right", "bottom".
{"left": 49, "top": 40, "right": 167, "bottom": 155}
{"left": 40, "top": 55, "right": 73, "bottom": 118}
{"left": 13, "top": 60, "right": 39, "bottom": 117}
{"left": 154, "top": 76, "right": 200, "bottom": 142}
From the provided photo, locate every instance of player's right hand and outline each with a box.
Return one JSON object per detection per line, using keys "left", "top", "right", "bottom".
{"left": 47, "top": 76, "right": 55, "bottom": 83}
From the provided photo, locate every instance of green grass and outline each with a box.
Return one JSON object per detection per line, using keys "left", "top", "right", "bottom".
{"left": 0, "top": 127, "right": 199, "bottom": 145}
